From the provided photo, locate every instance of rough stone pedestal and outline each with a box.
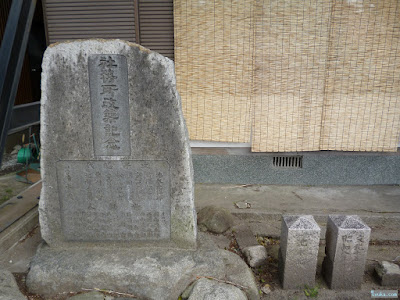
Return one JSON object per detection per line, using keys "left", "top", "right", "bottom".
{"left": 279, "top": 215, "right": 320, "bottom": 289}
{"left": 322, "top": 215, "right": 371, "bottom": 289}
{"left": 27, "top": 240, "right": 259, "bottom": 300}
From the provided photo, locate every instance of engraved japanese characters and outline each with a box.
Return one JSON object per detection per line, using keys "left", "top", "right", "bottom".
{"left": 322, "top": 215, "right": 371, "bottom": 289}
{"left": 57, "top": 160, "right": 170, "bottom": 241}
{"left": 89, "top": 55, "right": 130, "bottom": 156}
{"left": 279, "top": 215, "right": 321, "bottom": 289}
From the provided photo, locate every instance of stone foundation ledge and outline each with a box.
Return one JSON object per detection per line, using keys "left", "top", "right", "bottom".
{"left": 26, "top": 241, "right": 259, "bottom": 300}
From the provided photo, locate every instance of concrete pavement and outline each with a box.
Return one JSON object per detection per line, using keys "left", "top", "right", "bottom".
{"left": 195, "top": 184, "right": 400, "bottom": 241}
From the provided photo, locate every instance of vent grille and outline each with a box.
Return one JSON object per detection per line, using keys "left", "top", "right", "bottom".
{"left": 273, "top": 156, "right": 303, "bottom": 168}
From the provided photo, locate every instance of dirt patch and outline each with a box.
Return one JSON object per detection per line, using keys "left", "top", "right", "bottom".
{"left": 253, "top": 236, "right": 281, "bottom": 292}
{"left": 223, "top": 230, "right": 245, "bottom": 259}
{"left": 370, "top": 240, "right": 400, "bottom": 246}
{"left": 19, "top": 226, "right": 40, "bottom": 244}
{"left": 14, "top": 273, "right": 46, "bottom": 300}
{"left": 223, "top": 231, "right": 283, "bottom": 294}
{"left": 0, "top": 164, "right": 25, "bottom": 177}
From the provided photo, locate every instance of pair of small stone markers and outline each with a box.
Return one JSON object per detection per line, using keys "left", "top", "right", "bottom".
{"left": 279, "top": 215, "right": 371, "bottom": 289}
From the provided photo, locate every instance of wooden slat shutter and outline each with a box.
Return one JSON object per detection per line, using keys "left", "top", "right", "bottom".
{"left": 138, "top": 0, "right": 174, "bottom": 60}
{"left": 44, "top": 0, "right": 136, "bottom": 44}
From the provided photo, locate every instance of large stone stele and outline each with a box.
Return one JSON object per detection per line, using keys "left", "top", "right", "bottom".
{"left": 26, "top": 40, "right": 259, "bottom": 300}
{"left": 37, "top": 39, "right": 196, "bottom": 249}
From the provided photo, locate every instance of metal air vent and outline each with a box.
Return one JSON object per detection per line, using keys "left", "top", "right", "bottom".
{"left": 273, "top": 156, "right": 303, "bottom": 168}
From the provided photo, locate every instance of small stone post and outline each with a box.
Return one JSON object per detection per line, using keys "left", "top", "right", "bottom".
{"left": 279, "top": 215, "right": 321, "bottom": 289}
{"left": 322, "top": 215, "right": 371, "bottom": 289}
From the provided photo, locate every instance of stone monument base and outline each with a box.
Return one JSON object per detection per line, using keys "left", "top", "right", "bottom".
{"left": 27, "top": 236, "right": 259, "bottom": 300}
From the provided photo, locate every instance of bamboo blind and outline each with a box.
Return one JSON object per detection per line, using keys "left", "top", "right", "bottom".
{"left": 174, "top": 0, "right": 400, "bottom": 152}
{"left": 252, "top": 0, "right": 332, "bottom": 152}
{"left": 320, "top": 0, "right": 400, "bottom": 152}
{"left": 174, "top": 0, "right": 255, "bottom": 142}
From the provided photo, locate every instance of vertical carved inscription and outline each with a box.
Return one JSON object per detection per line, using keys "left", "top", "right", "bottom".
{"left": 57, "top": 160, "right": 171, "bottom": 241}
{"left": 89, "top": 54, "right": 130, "bottom": 156}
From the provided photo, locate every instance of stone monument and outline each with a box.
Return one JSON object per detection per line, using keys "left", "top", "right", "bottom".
{"left": 26, "top": 40, "right": 259, "bottom": 300}
{"left": 279, "top": 215, "right": 320, "bottom": 289}
{"left": 322, "top": 215, "right": 371, "bottom": 289}
{"left": 37, "top": 41, "right": 196, "bottom": 248}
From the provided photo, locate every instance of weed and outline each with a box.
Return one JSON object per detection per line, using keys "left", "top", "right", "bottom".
{"left": 303, "top": 284, "right": 319, "bottom": 298}
{"left": 0, "top": 195, "right": 10, "bottom": 202}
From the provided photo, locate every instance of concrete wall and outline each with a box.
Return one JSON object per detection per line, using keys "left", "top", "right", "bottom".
{"left": 192, "top": 149, "right": 400, "bottom": 185}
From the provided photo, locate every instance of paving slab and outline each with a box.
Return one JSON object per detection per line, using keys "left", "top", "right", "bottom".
{"left": 0, "top": 172, "right": 28, "bottom": 207}
{"left": 234, "top": 224, "right": 258, "bottom": 250}
{"left": 195, "top": 184, "right": 400, "bottom": 241}
{"left": 0, "top": 181, "right": 40, "bottom": 233}
{"left": 195, "top": 184, "right": 400, "bottom": 216}
{"left": 0, "top": 225, "right": 42, "bottom": 273}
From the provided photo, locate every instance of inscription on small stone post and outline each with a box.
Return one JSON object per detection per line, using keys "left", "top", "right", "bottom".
{"left": 322, "top": 215, "right": 371, "bottom": 289}
{"left": 279, "top": 215, "right": 320, "bottom": 289}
